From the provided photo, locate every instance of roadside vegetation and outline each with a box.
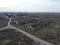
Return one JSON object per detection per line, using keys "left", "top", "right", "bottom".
{"left": 11, "top": 13, "right": 60, "bottom": 45}
{"left": 0, "top": 29, "right": 34, "bottom": 45}
{"left": 0, "top": 15, "right": 9, "bottom": 29}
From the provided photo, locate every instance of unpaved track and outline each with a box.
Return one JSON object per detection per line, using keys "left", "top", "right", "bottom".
{"left": 0, "top": 15, "right": 54, "bottom": 45}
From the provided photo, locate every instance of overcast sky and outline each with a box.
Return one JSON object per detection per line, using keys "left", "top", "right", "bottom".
{"left": 0, "top": 0, "right": 60, "bottom": 12}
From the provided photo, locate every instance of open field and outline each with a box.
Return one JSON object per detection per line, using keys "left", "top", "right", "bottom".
{"left": 0, "top": 29, "right": 22, "bottom": 45}
{"left": 0, "top": 14, "right": 9, "bottom": 29}
{"left": 11, "top": 13, "right": 60, "bottom": 45}
{"left": 0, "top": 29, "right": 34, "bottom": 45}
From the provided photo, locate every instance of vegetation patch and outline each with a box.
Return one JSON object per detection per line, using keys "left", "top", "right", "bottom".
{"left": 11, "top": 15, "right": 60, "bottom": 45}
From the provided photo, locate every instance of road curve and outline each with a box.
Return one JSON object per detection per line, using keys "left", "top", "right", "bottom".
{"left": 7, "top": 18, "right": 12, "bottom": 26}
